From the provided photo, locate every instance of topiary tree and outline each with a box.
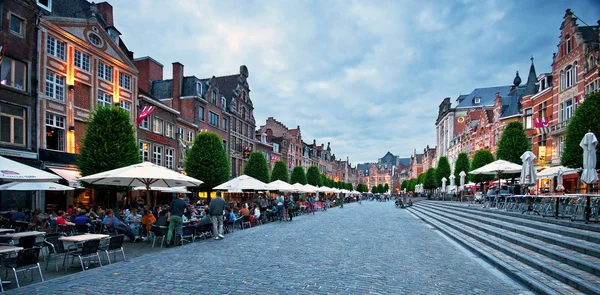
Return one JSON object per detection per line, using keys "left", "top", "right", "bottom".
{"left": 77, "top": 107, "right": 139, "bottom": 178}
{"left": 470, "top": 149, "right": 495, "bottom": 190}
{"left": 270, "top": 160, "right": 289, "bottom": 182}
{"left": 320, "top": 174, "right": 327, "bottom": 187}
{"left": 454, "top": 152, "right": 470, "bottom": 184}
{"left": 435, "top": 156, "right": 451, "bottom": 187}
{"left": 371, "top": 185, "right": 378, "bottom": 194}
{"left": 408, "top": 178, "right": 416, "bottom": 192}
{"left": 496, "top": 121, "right": 529, "bottom": 164}
{"left": 424, "top": 168, "right": 437, "bottom": 190}
{"left": 377, "top": 184, "right": 384, "bottom": 194}
{"left": 185, "top": 131, "right": 230, "bottom": 195}
{"left": 306, "top": 166, "right": 321, "bottom": 186}
{"left": 383, "top": 183, "right": 389, "bottom": 193}
{"left": 417, "top": 173, "right": 426, "bottom": 188}
{"left": 243, "top": 152, "right": 270, "bottom": 183}
{"left": 290, "top": 166, "right": 307, "bottom": 185}
{"left": 562, "top": 92, "right": 600, "bottom": 169}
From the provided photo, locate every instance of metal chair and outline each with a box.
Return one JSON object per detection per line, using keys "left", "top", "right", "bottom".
{"left": 17, "top": 235, "right": 37, "bottom": 249}
{"left": 150, "top": 225, "right": 168, "bottom": 248}
{"left": 240, "top": 216, "right": 251, "bottom": 229}
{"left": 65, "top": 239, "right": 102, "bottom": 272}
{"left": 178, "top": 226, "right": 196, "bottom": 245}
{"left": 75, "top": 224, "right": 90, "bottom": 234}
{"left": 99, "top": 235, "right": 125, "bottom": 264}
{"left": 44, "top": 235, "right": 68, "bottom": 272}
{"left": 1, "top": 247, "right": 44, "bottom": 289}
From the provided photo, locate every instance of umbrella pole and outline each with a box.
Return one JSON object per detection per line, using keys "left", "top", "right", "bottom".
{"left": 585, "top": 184, "right": 591, "bottom": 224}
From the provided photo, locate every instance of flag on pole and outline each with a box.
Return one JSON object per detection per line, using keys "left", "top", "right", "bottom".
{"left": 0, "top": 45, "right": 6, "bottom": 64}
{"left": 575, "top": 94, "right": 586, "bottom": 104}
{"left": 136, "top": 105, "right": 156, "bottom": 126}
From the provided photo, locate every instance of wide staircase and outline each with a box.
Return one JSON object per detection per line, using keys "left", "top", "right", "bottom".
{"left": 407, "top": 201, "right": 600, "bottom": 295}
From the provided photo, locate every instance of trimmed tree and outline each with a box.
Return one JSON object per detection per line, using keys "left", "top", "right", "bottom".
{"left": 243, "top": 152, "right": 270, "bottom": 183}
{"left": 496, "top": 121, "right": 529, "bottom": 164}
{"left": 290, "top": 166, "right": 307, "bottom": 185}
{"left": 371, "top": 185, "right": 378, "bottom": 194}
{"left": 424, "top": 168, "right": 437, "bottom": 190}
{"left": 562, "top": 92, "right": 600, "bottom": 169}
{"left": 377, "top": 184, "right": 384, "bottom": 194}
{"left": 383, "top": 183, "right": 389, "bottom": 193}
{"left": 77, "top": 107, "right": 139, "bottom": 178}
{"left": 470, "top": 149, "right": 495, "bottom": 189}
{"left": 270, "top": 160, "right": 289, "bottom": 182}
{"left": 417, "top": 173, "right": 426, "bottom": 187}
{"left": 306, "top": 166, "right": 321, "bottom": 186}
{"left": 185, "top": 131, "right": 230, "bottom": 195}
{"left": 435, "top": 156, "right": 451, "bottom": 187}
{"left": 454, "top": 152, "right": 470, "bottom": 184}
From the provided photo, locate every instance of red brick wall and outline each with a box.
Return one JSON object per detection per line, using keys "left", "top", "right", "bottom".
{"left": 180, "top": 99, "right": 195, "bottom": 123}
{"left": 74, "top": 82, "right": 91, "bottom": 109}
{"left": 74, "top": 121, "right": 87, "bottom": 154}
{"left": 134, "top": 58, "right": 163, "bottom": 93}
{"left": 172, "top": 62, "right": 183, "bottom": 112}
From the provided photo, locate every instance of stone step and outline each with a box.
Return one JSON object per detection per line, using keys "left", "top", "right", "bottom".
{"left": 409, "top": 205, "right": 600, "bottom": 295}
{"left": 407, "top": 207, "right": 578, "bottom": 295}
{"left": 424, "top": 201, "right": 600, "bottom": 244}
{"left": 417, "top": 202, "right": 600, "bottom": 277}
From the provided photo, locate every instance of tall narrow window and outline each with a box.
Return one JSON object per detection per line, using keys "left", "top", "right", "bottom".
{"left": 74, "top": 50, "right": 90, "bottom": 72}
{"left": 565, "top": 99, "right": 573, "bottom": 120}
{"left": 97, "top": 91, "right": 112, "bottom": 108}
{"left": 1, "top": 57, "right": 27, "bottom": 91}
{"left": 565, "top": 65, "right": 573, "bottom": 89}
{"left": 560, "top": 70, "right": 564, "bottom": 90}
{"left": 45, "top": 113, "right": 65, "bottom": 151}
{"left": 119, "top": 72, "right": 131, "bottom": 90}
{"left": 165, "top": 123, "right": 174, "bottom": 138}
{"left": 198, "top": 106, "right": 205, "bottom": 121}
{"left": 9, "top": 14, "right": 24, "bottom": 37}
{"left": 152, "top": 145, "right": 163, "bottom": 166}
{"left": 139, "top": 141, "right": 149, "bottom": 161}
{"left": 46, "top": 35, "right": 66, "bottom": 60}
{"left": 222, "top": 118, "right": 227, "bottom": 131}
{"left": 187, "top": 130, "right": 194, "bottom": 142}
{"left": 523, "top": 108, "right": 533, "bottom": 129}
{"left": 165, "top": 148, "right": 174, "bottom": 169}
{"left": 212, "top": 90, "right": 217, "bottom": 104}
{"left": 565, "top": 35, "right": 571, "bottom": 54}
{"left": 574, "top": 62, "right": 578, "bottom": 83}
{"left": 97, "top": 62, "right": 113, "bottom": 82}
{"left": 0, "top": 103, "right": 26, "bottom": 146}
{"left": 45, "top": 71, "right": 64, "bottom": 101}
{"left": 178, "top": 127, "right": 184, "bottom": 139}
{"left": 152, "top": 118, "right": 163, "bottom": 134}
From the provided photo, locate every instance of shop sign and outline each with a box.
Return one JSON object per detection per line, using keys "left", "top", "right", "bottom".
{"left": 0, "top": 148, "right": 38, "bottom": 159}
{"left": 145, "top": 132, "right": 171, "bottom": 146}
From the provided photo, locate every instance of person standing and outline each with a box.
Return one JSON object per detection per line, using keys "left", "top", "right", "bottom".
{"left": 210, "top": 193, "right": 226, "bottom": 240}
{"left": 276, "top": 194, "right": 285, "bottom": 221}
{"left": 286, "top": 195, "right": 294, "bottom": 222}
{"left": 340, "top": 195, "right": 344, "bottom": 209}
{"left": 308, "top": 195, "right": 316, "bottom": 214}
{"left": 167, "top": 194, "right": 191, "bottom": 247}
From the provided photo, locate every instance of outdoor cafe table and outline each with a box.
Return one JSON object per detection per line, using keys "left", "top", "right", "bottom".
{"left": 0, "top": 245, "right": 23, "bottom": 285}
{"left": 59, "top": 233, "right": 109, "bottom": 243}
{"left": 1, "top": 231, "right": 45, "bottom": 244}
{"left": 0, "top": 229, "right": 15, "bottom": 234}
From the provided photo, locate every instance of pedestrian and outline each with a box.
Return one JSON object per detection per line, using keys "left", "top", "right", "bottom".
{"left": 308, "top": 194, "right": 316, "bottom": 214}
{"left": 210, "top": 192, "right": 226, "bottom": 240}
{"left": 166, "top": 193, "right": 191, "bottom": 247}
{"left": 276, "top": 194, "right": 285, "bottom": 221}
{"left": 340, "top": 195, "right": 344, "bottom": 209}
{"left": 287, "top": 195, "right": 294, "bottom": 222}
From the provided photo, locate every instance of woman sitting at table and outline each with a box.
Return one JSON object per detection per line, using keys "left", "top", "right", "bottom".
{"left": 141, "top": 208, "right": 156, "bottom": 238}
{"left": 249, "top": 205, "right": 260, "bottom": 226}
{"left": 125, "top": 208, "right": 143, "bottom": 237}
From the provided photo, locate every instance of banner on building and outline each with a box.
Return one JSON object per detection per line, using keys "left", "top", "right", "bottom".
{"left": 271, "top": 155, "right": 280, "bottom": 162}
{"left": 538, "top": 146, "right": 546, "bottom": 166}
{"left": 534, "top": 117, "right": 550, "bottom": 134}
{"left": 136, "top": 105, "right": 156, "bottom": 126}
{"left": 243, "top": 146, "right": 252, "bottom": 159}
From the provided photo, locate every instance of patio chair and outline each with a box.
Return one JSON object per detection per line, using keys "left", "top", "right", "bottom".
{"left": 178, "top": 226, "right": 196, "bottom": 245}
{"left": 75, "top": 224, "right": 90, "bottom": 234}
{"left": 65, "top": 239, "right": 102, "bottom": 272}
{"left": 99, "top": 235, "right": 125, "bottom": 264}
{"left": 44, "top": 235, "right": 68, "bottom": 272}
{"left": 1, "top": 247, "right": 43, "bottom": 290}
{"left": 240, "top": 216, "right": 251, "bottom": 229}
{"left": 150, "top": 225, "right": 168, "bottom": 248}
{"left": 196, "top": 224, "right": 213, "bottom": 239}
{"left": 17, "top": 235, "right": 37, "bottom": 249}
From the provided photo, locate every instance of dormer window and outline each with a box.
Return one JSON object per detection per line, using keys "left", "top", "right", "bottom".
{"left": 473, "top": 97, "right": 480, "bottom": 104}
{"left": 221, "top": 96, "right": 226, "bottom": 111}
{"left": 261, "top": 133, "right": 266, "bottom": 144}
{"left": 211, "top": 90, "right": 217, "bottom": 104}
{"left": 36, "top": 0, "right": 52, "bottom": 11}
{"left": 107, "top": 28, "right": 120, "bottom": 44}
{"left": 196, "top": 82, "right": 203, "bottom": 95}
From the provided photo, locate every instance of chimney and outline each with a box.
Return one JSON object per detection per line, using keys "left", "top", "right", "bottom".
{"left": 172, "top": 62, "right": 184, "bottom": 112}
{"left": 96, "top": 2, "right": 114, "bottom": 27}
{"left": 134, "top": 57, "right": 164, "bottom": 93}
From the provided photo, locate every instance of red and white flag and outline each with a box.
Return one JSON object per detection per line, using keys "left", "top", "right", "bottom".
{"left": 136, "top": 105, "right": 156, "bottom": 126}
{"left": 0, "top": 45, "right": 6, "bottom": 64}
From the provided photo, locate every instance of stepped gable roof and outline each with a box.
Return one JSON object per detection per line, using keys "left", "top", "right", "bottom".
{"left": 213, "top": 74, "right": 243, "bottom": 107}
{"left": 456, "top": 86, "right": 512, "bottom": 108}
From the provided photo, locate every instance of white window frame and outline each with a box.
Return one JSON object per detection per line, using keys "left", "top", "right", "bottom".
{"left": 524, "top": 108, "right": 533, "bottom": 129}
{"left": 165, "top": 148, "right": 174, "bottom": 169}
{"left": 74, "top": 49, "right": 90, "bottom": 72}
{"left": 0, "top": 103, "right": 26, "bottom": 146}
{"left": 565, "top": 35, "right": 571, "bottom": 54}
{"left": 119, "top": 100, "right": 131, "bottom": 113}
{"left": 46, "top": 35, "right": 66, "bottom": 60}
{"left": 165, "top": 123, "right": 174, "bottom": 138}
{"left": 198, "top": 106, "right": 205, "bottom": 121}
{"left": 36, "top": 0, "right": 52, "bottom": 11}
{"left": 152, "top": 145, "right": 163, "bottom": 166}
{"left": 1, "top": 57, "right": 28, "bottom": 91}
{"left": 178, "top": 127, "right": 184, "bottom": 139}
{"left": 139, "top": 141, "right": 149, "bottom": 162}
{"left": 565, "top": 66, "right": 573, "bottom": 89}
{"left": 565, "top": 99, "right": 573, "bottom": 121}
{"left": 140, "top": 117, "right": 149, "bottom": 130}
{"left": 97, "top": 61, "right": 113, "bottom": 82}
{"left": 153, "top": 117, "right": 163, "bottom": 134}
{"left": 119, "top": 72, "right": 131, "bottom": 90}
{"left": 45, "top": 71, "right": 65, "bottom": 101}
{"left": 560, "top": 70, "right": 564, "bottom": 90}
{"left": 187, "top": 130, "right": 194, "bottom": 142}
{"left": 8, "top": 13, "right": 25, "bottom": 37}
{"left": 45, "top": 113, "right": 65, "bottom": 151}
{"left": 221, "top": 97, "right": 226, "bottom": 111}
{"left": 97, "top": 91, "right": 113, "bottom": 108}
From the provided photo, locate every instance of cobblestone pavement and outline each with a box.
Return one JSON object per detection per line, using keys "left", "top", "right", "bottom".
{"left": 10, "top": 201, "right": 529, "bottom": 294}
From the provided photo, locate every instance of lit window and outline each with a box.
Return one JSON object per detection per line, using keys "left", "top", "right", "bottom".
{"left": 152, "top": 145, "right": 163, "bottom": 166}
{"left": 98, "top": 62, "right": 113, "bottom": 82}
{"left": 166, "top": 148, "right": 174, "bottom": 169}
{"left": 46, "top": 35, "right": 66, "bottom": 60}
{"left": 209, "top": 111, "right": 219, "bottom": 127}
{"left": 140, "top": 117, "right": 149, "bottom": 130}
{"left": 9, "top": 14, "right": 24, "bottom": 37}
{"left": 0, "top": 103, "right": 26, "bottom": 146}
{"left": 45, "top": 71, "right": 64, "bottom": 101}
{"left": 0, "top": 57, "right": 27, "bottom": 91}
{"left": 97, "top": 91, "right": 112, "bottom": 108}
{"left": 165, "top": 123, "right": 174, "bottom": 138}
{"left": 74, "top": 50, "right": 90, "bottom": 72}
{"left": 119, "top": 100, "right": 131, "bottom": 112}
{"left": 139, "top": 141, "right": 149, "bottom": 161}
{"left": 45, "top": 113, "right": 65, "bottom": 151}
{"left": 153, "top": 118, "right": 163, "bottom": 134}
{"left": 119, "top": 73, "right": 131, "bottom": 90}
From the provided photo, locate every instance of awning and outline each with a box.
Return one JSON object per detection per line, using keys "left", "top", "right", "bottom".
{"left": 48, "top": 167, "right": 83, "bottom": 188}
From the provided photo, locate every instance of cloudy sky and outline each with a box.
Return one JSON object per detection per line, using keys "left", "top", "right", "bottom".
{"left": 111, "top": 0, "right": 600, "bottom": 165}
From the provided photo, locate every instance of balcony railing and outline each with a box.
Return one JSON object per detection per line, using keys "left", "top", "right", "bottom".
{"left": 550, "top": 119, "right": 570, "bottom": 135}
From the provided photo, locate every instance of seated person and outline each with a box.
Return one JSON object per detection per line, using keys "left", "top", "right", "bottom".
{"left": 74, "top": 209, "right": 93, "bottom": 231}
{"left": 11, "top": 208, "right": 26, "bottom": 222}
{"left": 267, "top": 204, "right": 277, "bottom": 222}
{"left": 141, "top": 209, "right": 156, "bottom": 237}
{"left": 249, "top": 205, "right": 260, "bottom": 226}
{"left": 239, "top": 206, "right": 250, "bottom": 217}
{"left": 125, "top": 208, "right": 143, "bottom": 237}
{"left": 224, "top": 207, "right": 236, "bottom": 226}
{"left": 56, "top": 210, "right": 75, "bottom": 231}
{"left": 193, "top": 208, "right": 212, "bottom": 235}
{"left": 103, "top": 209, "right": 137, "bottom": 242}
{"left": 156, "top": 209, "right": 169, "bottom": 227}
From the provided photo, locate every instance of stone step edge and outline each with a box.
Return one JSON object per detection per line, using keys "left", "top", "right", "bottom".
{"left": 417, "top": 203, "right": 600, "bottom": 277}
{"left": 429, "top": 201, "right": 600, "bottom": 233}
{"left": 410, "top": 206, "right": 600, "bottom": 295}
{"left": 407, "top": 208, "right": 561, "bottom": 295}
{"left": 418, "top": 202, "right": 600, "bottom": 258}
{"left": 423, "top": 201, "right": 600, "bottom": 244}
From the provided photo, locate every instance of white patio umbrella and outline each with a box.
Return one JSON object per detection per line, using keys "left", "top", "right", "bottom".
{"left": 556, "top": 168, "right": 565, "bottom": 192}
{"left": 441, "top": 177, "right": 447, "bottom": 194}
{"left": 133, "top": 186, "right": 191, "bottom": 193}
{"left": 0, "top": 181, "right": 74, "bottom": 191}
{"left": 0, "top": 156, "right": 61, "bottom": 182}
{"left": 459, "top": 171, "right": 466, "bottom": 191}
{"left": 470, "top": 159, "right": 522, "bottom": 190}
{"left": 79, "top": 162, "right": 203, "bottom": 189}
{"left": 580, "top": 131, "right": 598, "bottom": 185}
{"left": 449, "top": 174, "right": 455, "bottom": 187}
{"left": 266, "top": 180, "right": 298, "bottom": 192}
{"left": 303, "top": 184, "right": 318, "bottom": 193}
{"left": 520, "top": 151, "right": 537, "bottom": 188}
{"left": 317, "top": 186, "right": 332, "bottom": 193}
{"left": 537, "top": 166, "right": 580, "bottom": 178}
{"left": 292, "top": 183, "right": 307, "bottom": 193}
{"left": 213, "top": 175, "right": 268, "bottom": 191}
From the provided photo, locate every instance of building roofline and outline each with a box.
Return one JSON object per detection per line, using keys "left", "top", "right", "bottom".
{"left": 139, "top": 94, "right": 180, "bottom": 115}
{"left": 133, "top": 56, "right": 164, "bottom": 67}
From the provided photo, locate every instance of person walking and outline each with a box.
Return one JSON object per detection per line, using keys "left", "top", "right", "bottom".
{"left": 287, "top": 195, "right": 294, "bottom": 221}
{"left": 340, "top": 195, "right": 344, "bottom": 209}
{"left": 308, "top": 195, "right": 316, "bottom": 214}
{"left": 166, "top": 194, "right": 191, "bottom": 247}
{"left": 210, "top": 193, "right": 226, "bottom": 240}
